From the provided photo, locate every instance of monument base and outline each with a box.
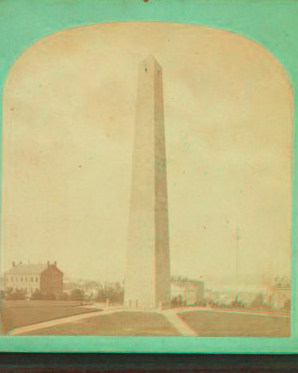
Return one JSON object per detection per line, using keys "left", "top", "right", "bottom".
{"left": 124, "top": 299, "right": 171, "bottom": 311}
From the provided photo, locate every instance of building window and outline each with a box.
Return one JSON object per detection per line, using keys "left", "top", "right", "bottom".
{"left": 31, "top": 277, "right": 33, "bottom": 282}
{"left": 36, "top": 277, "right": 38, "bottom": 282}
{"left": 25, "top": 277, "right": 27, "bottom": 282}
{"left": 11, "top": 277, "right": 13, "bottom": 282}
{"left": 21, "top": 277, "right": 23, "bottom": 282}
{"left": 16, "top": 278, "right": 18, "bottom": 282}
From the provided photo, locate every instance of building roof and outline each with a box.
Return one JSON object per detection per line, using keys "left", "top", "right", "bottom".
{"left": 171, "top": 282, "right": 198, "bottom": 291}
{"left": 5, "top": 263, "right": 47, "bottom": 275}
{"left": 171, "top": 278, "right": 204, "bottom": 289}
{"left": 188, "top": 279, "right": 204, "bottom": 286}
{"left": 42, "top": 264, "right": 63, "bottom": 276}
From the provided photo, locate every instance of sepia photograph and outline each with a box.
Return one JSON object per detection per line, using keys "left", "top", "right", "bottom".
{"left": 0, "top": 0, "right": 297, "bottom": 356}
{"left": 0, "top": 20, "right": 292, "bottom": 339}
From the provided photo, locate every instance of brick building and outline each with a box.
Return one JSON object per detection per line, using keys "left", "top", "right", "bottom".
{"left": 4, "top": 261, "right": 63, "bottom": 297}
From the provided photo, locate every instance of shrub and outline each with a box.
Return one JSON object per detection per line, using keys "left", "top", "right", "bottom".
{"left": 94, "top": 288, "right": 124, "bottom": 303}
{"left": 109, "top": 289, "right": 124, "bottom": 303}
{"left": 231, "top": 299, "right": 245, "bottom": 308}
{"left": 6, "top": 289, "right": 26, "bottom": 301}
{"left": 262, "top": 302, "right": 272, "bottom": 310}
{"left": 30, "top": 290, "right": 44, "bottom": 300}
{"left": 94, "top": 289, "right": 106, "bottom": 302}
{"left": 70, "top": 288, "right": 84, "bottom": 301}
{"left": 195, "top": 298, "right": 206, "bottom": 306}
{"left": 250, "top": 293, "right": 264, "bottom": 309}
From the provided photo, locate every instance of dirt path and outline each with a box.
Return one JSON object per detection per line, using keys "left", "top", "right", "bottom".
{"left": 160, "top": 309, "right": 197, "bottom": 336}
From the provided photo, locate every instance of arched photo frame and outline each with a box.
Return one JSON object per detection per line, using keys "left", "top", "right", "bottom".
{"left": 0, "top": 0, "right": 297, "bottom": 353}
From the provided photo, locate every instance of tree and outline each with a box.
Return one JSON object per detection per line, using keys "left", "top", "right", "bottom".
{"left": 250, "top": 293, "right": 264, "bottom": 309}
{"left": 94, "top": 289, "right": 106, "bottom": 302}
{"left": 231, "top": 299, "right": 245, "bottom": 308}
{"left": 30, "top": 289, "right": 44, "bottom": 300}
{"left": 94, "top": 287, "right": 124, "bottom": 303}
{"left": 70, "top": 288, "right": 84, "bottom": 301}
{"left": 6, "top": 288, "right": 26, "bottom": 301}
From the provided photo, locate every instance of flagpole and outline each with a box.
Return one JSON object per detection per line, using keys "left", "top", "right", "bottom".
{"left": 236, "top": 226, "right": 241, "bottom": 301}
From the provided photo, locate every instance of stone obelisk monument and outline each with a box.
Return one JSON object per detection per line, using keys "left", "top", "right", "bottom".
{"left": 124, "top": 55, "right": 171, "bottom": 310}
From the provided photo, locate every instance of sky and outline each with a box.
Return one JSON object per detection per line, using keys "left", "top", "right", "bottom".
{"left": 1, "top": 22, "right": 293, "bottom": 287}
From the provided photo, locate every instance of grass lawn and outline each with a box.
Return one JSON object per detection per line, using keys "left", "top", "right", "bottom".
{"left": 23, "top": 311, "right": 179, "bottom": 336}
{"left": 179, "top": 310, "right": 290, "bottom": 337}
{"left": 2, "top": 300, "right": 100, "bottom": 331}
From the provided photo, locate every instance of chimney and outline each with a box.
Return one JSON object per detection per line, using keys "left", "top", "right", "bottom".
{"left": 12, "top": 261, "right": 15, "bottom": 267}
{"left": 47, "top": 261, "right": 50, "bottom": 268}
{"left": 54, "top": 261, "right": 57, "bottom": 267}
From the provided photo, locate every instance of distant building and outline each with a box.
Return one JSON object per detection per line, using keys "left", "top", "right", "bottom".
{"left": 171, "top": 276, "right": 204, "bottom": 306}
{"left": 4, "top": 261, "right": 63, "bottom": 297}
{"left": 104, "top": 282, "right": 122, "bottom": 292}
{"left": 272, "top": 288, "right": 290, "bottom": 309}
{"left": 272, "top": 276, "right": 291, "bottom": 310}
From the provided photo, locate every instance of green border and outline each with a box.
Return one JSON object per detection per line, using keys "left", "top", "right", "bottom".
{"left": 0, "top": 0, "right": 297, "bottom": 353}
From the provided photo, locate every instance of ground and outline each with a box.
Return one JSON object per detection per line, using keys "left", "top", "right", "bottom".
{"left": 178, "top": 310, "right": 290, "bottom": 337}
{"left": 23, "top": 311, "right": 179, "bottom": 336}
{"left": 1, "top": 302, "right": 291, "bottom": 337}
{"left": 1, "top": 300, "right": 100, "bottom": 331}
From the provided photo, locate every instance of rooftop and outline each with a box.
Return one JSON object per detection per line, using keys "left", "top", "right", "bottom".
{"left": 5, "top": 263, "right": 47, "bottom": 275}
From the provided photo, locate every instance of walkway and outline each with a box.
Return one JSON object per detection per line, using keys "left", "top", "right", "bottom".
{"left": 160, "top": 309, "right": 197, "bottom": 336}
